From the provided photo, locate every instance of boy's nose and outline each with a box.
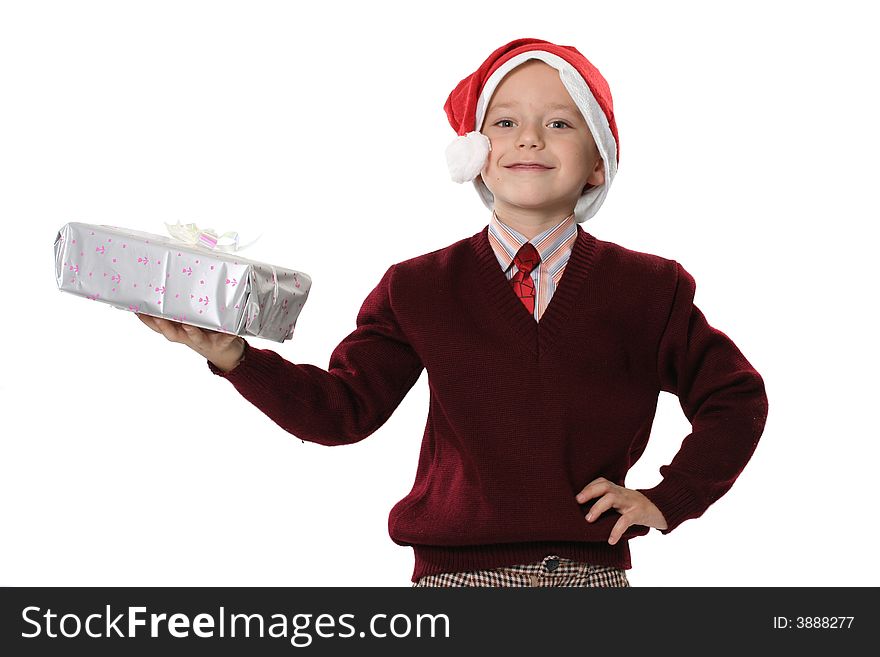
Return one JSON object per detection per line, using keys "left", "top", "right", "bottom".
{"left": 516, "top": 133, "right": 543, "bottom": 147}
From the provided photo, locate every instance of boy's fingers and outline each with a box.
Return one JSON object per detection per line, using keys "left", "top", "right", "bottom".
{"left": 575, "top": 479, "right": 605, "bottom": 503}
{"left": 136, "top": 313, "right": 161, "bottom": 333}
{"left": 181, "top": 323, "right": 206, "bottom": 347}
{"left": 584, "top": 494, "right": 613, "bottom": 521}
{"left": 608, "top": 517, "right": 630, "bottom": 545}
{"left": 139, "top": 314, "right": 185, "bottom": 343}
{"left": 138, "top": 314, "right": 223, "bottom": 352}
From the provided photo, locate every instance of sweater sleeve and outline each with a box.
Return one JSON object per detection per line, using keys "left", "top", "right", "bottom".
{"left": 636, "top": 261, "right": 769, "bottom": 534}
{"left": 205, "top": 264, "right": 425, "bottom": 446}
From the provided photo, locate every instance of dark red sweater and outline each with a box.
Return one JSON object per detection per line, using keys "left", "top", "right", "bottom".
{"left": 208, "top": 225, "right": 769, "bottom": 582}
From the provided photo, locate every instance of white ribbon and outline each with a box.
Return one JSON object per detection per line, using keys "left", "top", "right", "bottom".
{"left": 164, "top": 221, "right": 262, "bottom": 253}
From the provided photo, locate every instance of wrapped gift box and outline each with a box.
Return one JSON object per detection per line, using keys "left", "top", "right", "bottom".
{"left": 54, "top": 222, "right": 312, "bottom": 342}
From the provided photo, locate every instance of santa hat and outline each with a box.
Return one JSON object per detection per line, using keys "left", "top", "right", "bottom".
{"left": 444, "top": 37, "right": 619, "bottom": 223}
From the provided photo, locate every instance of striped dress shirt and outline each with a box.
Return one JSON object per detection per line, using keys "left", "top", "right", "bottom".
{"left": 487, "top": 210, "right": 578, "bottom": 322}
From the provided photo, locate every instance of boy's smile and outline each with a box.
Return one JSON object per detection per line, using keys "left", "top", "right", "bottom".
{"left": 506, "top": 163, "right": 553, "bottom": 171}
{"left": 478, "top": 59, "right": 604, "bottom": 238}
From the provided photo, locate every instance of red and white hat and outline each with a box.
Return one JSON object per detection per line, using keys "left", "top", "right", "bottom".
{"left": 444, "top": 37, "right": 619, "bottom": 223}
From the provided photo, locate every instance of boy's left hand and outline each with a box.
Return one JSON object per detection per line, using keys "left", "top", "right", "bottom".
{"left": 576, "top": 477, "right": 669, "bottom": 545}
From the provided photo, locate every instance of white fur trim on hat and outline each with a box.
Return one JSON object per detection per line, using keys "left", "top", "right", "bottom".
{"left": 445, "top": 131, "right": 492, "bottom": 184}
{"left": 471, "top": 51, "right": 618, "bottom": 224}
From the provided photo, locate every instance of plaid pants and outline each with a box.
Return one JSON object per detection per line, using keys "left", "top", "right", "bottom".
{"left": 411, "top": 554, "right": 630, "bottom": 587}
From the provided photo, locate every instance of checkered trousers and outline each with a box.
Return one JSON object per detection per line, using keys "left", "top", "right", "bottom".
{"left": 411, "top": 554, "right": 630, "bottom": 587}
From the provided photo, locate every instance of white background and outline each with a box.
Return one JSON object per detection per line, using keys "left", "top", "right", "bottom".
{"left": 1, "top": 0, "right": 877, "bottom": 587}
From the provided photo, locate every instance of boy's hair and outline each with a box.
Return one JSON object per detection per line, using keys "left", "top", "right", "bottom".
{"left": 444, "top": 37, "right": 619, "bottom": 224}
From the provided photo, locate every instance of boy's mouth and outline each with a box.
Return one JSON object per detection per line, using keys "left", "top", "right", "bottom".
{"left": 506, "top": 163, "right": 553, "bottom": 171}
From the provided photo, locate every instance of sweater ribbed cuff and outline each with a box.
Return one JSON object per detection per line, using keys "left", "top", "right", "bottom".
{"left": 206, "top": 339, "right": 278, "bottom": 393}
{"left": 636, "top": 477, "right": 702, "bottom": 535}
{"left": 207, "top": 338, "right": 249, "bottom": 377}
{"left": 205, "top": 340, "right": 302, "bottom": 410}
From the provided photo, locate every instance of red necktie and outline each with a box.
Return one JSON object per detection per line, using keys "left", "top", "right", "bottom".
{"left": 511, "top": 242, "right": 541, "bottom": 315}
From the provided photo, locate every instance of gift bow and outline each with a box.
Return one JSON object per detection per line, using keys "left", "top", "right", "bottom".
{"left": 164, "top": 221, "right": 261, "bottom": 253}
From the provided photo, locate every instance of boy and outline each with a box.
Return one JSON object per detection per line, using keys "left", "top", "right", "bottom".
{"left": 137, "top": 37, "right": 769, "bottom": 587}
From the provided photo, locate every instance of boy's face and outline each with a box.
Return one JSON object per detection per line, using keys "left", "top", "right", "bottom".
{"left": 479, "top": 60, "right": 605, "bottom": 222}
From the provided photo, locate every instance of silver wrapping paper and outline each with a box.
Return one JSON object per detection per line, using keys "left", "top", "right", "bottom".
{"left": 54, "top": 222, "right": 312, "bottom": 342}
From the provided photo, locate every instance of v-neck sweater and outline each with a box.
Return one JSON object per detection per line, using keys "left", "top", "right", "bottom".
{"left": 487, "top": 209, "right": 578, "bottom": 322}
{"left": 208, "top": 224, "right": 769, "bottom": 583}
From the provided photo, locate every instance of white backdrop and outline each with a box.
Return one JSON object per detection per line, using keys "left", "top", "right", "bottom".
{"left": 2, "top": 0, "right": 877, "bottom": 587}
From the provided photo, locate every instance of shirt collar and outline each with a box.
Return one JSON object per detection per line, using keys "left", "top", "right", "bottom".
{"left": 488, "top": 209, "right": 577, "bottom": 272}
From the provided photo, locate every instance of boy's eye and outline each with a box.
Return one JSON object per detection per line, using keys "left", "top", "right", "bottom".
{"left": 493, "top": 119, "right": 570, "bottom": 129}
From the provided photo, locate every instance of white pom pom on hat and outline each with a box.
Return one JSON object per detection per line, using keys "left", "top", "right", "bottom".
{"left": 443, "top": 37, "right": 620, "bottom": 223}
{"left": 445, "top": 131, "right": 492, "bottom": 184}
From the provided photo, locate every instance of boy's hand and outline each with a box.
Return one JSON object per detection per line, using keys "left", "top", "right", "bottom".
{"left": 576, "top": 477, "right": 669, "bottom": 545}
{"left": 135, "top": 313, "right": 245, "bottom": 373}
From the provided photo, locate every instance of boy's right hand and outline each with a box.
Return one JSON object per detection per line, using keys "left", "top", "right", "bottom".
{"left": 135, "top": 313, "right": 246, "bottom": 373}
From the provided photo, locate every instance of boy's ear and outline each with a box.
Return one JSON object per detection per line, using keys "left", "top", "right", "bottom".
{"left": 583, "top": 157, "right": 605, "bottom": 193}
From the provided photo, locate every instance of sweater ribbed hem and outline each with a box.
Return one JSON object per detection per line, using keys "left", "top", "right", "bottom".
{"left": 410, "top": 540, "right": 632, "bottom": 583}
